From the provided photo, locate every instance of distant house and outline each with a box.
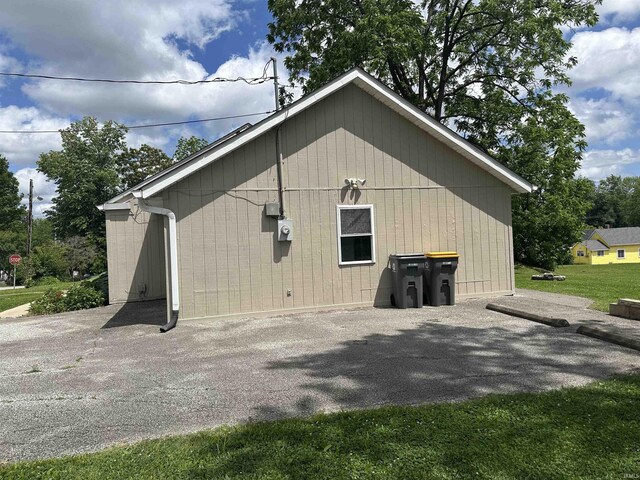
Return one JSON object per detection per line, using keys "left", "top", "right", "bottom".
{"left": 99, "top": 68, "right": 533, "bottom": 330}
{"left": 572, "top": 227, "right": 640, "bottom": 264}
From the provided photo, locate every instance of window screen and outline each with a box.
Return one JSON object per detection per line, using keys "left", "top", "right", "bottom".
{"left": 340, "top": 208, "right": 372, "bottom": 235}
{"left": 337, "top": 205, "right": 375, "bottom": 265}
{"left": 618, "top": 249, "right": 625, "bottom": 258}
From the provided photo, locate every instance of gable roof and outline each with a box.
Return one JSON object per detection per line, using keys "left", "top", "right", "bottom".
{"left": 105, "top": 68, "right": 533, "bottom": 204}
{"left": 582, "top": 240, "right": 608, "bottom": 251}
{"left": 587, "top": 227, "right": 640, "bottom": 246}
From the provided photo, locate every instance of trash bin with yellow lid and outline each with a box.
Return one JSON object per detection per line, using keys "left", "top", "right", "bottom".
{"left": 424, "top": 251, "right": 459, "bottom": 306}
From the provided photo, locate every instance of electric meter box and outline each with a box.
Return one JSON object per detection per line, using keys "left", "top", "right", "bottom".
{"left": 278, "top": 219, "right": 293, "bottom": 241}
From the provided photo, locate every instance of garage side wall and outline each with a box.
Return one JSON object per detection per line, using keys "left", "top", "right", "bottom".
{"left": 164, "top": 84, "right": 515, "bottom": 320}
{"left": 105, "top": 207, "right": 166, "bottom": 304}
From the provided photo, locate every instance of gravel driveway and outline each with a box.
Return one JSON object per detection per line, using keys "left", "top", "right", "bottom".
{"left": 1, "top": 290, "right": 638, "bottom": 463}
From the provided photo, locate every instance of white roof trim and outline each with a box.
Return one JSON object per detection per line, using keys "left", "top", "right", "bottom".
{"left": 97, "top": 202, "right": 130, "bottom": 211}
{"left": 106, "top": 69, "right": 532, "bottom": 203}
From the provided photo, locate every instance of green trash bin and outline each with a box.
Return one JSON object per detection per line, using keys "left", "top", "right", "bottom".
{"left": 389, "top": 253, "right": 426, "bottom": 308}
{"left": 424, "top": 252, "right": 459, "bottom": 306}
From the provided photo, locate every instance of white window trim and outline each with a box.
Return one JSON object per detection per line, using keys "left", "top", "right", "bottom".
{"left": 617, "top": 249, "right": 625, "bottom": 259}
{"left": 597, "top": 250, "right": 605, "bottom": 257}
{"left": 337, "top": 204, "right": 376, "bottom": 266}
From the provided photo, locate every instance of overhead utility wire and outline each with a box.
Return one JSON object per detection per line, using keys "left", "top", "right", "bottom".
{"left": 0, "top": 59, "right": 277, "bottom": 85}
{"left": 0, "top": 72, "right": 274, "bottom": 85}
{"left": 0, "top": 110, "right": 275, "bottom": 134}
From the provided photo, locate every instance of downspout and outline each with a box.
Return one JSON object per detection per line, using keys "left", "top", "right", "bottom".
{"left": 132, "top": 191, "right": 179, "bottom": 333}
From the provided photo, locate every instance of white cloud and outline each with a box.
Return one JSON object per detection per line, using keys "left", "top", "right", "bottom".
{"left": 0, "top": 1, "right": 281, "bottom": 124}
{"left": 568, "top": 97, "right": 634, "bottom": 145}
{"left": 596, "top": 0, "right": 640, "bottom": 24}
{"left": 569, "top": 27, "right": 640, "bottom": 102}
{"left": 0, "top": 106, "right": 67, "bottom": 168}
{"left": 578, "top": 148, "right": 640, "bottom": 180}
{"left": 14, "top": 168, "right": 56, "bottom": 218}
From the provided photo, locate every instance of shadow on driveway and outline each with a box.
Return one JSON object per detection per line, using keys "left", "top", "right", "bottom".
{"left": 256, "top": 315, "right": 640, "bottom": 421}
{"left": 101, "top": 299, "right": 166, "bottom": 329}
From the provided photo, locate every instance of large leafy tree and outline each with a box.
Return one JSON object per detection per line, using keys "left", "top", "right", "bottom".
{"left": 117, "top": 144, "right": 174, "bottom": 191}
{"left": 173, "top": 135, "right": 209, "bottom": 162}
{"left": 38, "top": 117, "right": 127, "bottom": 246}
{"left": 268, "top": 0, "right": 600, "bottom": 268}
{"left": 0, "top": 154, "right": 24, "bottom": 231}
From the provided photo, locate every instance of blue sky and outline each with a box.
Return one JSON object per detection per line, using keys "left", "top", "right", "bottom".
{"left": 0, "top": 1, "right": 638, "bottom": 215}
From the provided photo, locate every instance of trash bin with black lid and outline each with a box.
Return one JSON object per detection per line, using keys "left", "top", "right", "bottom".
{"left": 424, "top": 252, "right": 459, "bottom": 306}
{"left": 389, "top": 253, "right": 426, "bottom": 308}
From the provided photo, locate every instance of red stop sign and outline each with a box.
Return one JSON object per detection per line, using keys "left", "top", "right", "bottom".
{"left": 8, "top": 254, "right": 21, "bottom": 266}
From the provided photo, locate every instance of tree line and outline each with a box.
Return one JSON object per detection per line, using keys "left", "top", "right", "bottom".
{"left": 0, "top": 119, "right": 207, "bottom": 284}
{"left": 584, "top": 175, "right": 640, "bottom": 229}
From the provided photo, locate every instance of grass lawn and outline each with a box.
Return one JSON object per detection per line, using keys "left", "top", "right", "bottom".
{"left": 515, "top": 263, "right": 640, "bottom": 311}
{"left": 0, "top": 282, "right": 74, "bottom": 313}
{"left": 2, "top": 375, "right": 640, "bottom": 479}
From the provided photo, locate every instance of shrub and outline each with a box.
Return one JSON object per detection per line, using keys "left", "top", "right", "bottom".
{"left": 33, "top": 276, "right": 61, "bottom": 286}
{"left": 29, "top": 289, "right": 66, "bottom": 315}
{"left": 63, "top": 284, "right": 105, "bottom": 311}
{"left": 82, "top": 273, "right": 109, "bottom": 301}
{"left": 29, "top": 284, "right": 106, "bottom": 315}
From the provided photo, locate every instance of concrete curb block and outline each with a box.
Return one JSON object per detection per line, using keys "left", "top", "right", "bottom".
{"left": 486, "top": 303, "right": 570, "bottom": 328}
{"left": 576, "top": 325, "right": 640, "bottom": 352}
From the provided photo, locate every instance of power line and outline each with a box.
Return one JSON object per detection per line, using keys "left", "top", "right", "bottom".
{"left": 0, "top": 59, "right": 277, "bottom": 85}
{"left": 0, "top": 72, "right": 274, "bottom": 85}
{"left": 0, "top": 110, "right": 275, "bottom": 134}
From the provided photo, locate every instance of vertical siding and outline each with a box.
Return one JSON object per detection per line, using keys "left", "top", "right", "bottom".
{"left": 161, "top": 84, "right": 516, "bottom": 320}
{"left": 105, "top": 206, "right": 166, "bottom": 303}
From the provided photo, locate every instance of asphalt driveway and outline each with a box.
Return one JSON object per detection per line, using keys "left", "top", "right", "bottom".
{"left": 1, "top": 291, "right": 639, "bottom": 463}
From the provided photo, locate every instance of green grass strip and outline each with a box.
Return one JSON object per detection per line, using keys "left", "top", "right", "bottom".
{"left": 515, "top": 264, "right": 640, "bottom": 311}
{"left": 2, "top": 374, "right": 640, "bottom": 479}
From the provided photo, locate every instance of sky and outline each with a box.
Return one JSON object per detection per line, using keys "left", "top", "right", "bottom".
{"left": 0, "top": 1, "right": 638, "bottom": 216}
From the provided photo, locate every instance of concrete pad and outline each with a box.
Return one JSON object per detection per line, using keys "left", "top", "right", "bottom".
{"left": 0, "top": 293, "right": 639, "bottom": 463}
{"left": 0, "top": 302, "right": 31, "bottom": 319}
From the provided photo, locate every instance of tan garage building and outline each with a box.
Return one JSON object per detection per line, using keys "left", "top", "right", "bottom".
{"left": 99, "top": 68, "right": 533, "bottom": 331}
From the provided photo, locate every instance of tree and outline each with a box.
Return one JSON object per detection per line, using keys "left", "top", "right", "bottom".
{"left": 37, "top": 117, "right": 127, "bottom": 245}
{"left": 64, "top": 236, "right": 98, "bottom": 276}
{"left": 0, "top": 154, "right": 24, "bottom": 230}
{"left": 585, "top": 175, "right": 640, "bottom": 228}
{"left": 173, "top": 135, "right": 208, "bottom": 162}
{"left": 117, "top": 144, "right": 174, "bottom": 191}
{"left": 268, "top": 0, "right": 600, "bottom": 268}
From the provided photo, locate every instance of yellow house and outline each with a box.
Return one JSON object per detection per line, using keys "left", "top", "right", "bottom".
{"left": 572, "top": 227, "right": 640, "bottom": 265}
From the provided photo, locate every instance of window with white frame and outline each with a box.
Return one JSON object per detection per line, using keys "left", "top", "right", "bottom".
{"left": 577, "top": 250, "right": 585, "bottom": 257}
{"left": 597, "top": 250, "right": 605, "bottom": 257}
{"left": 618, "top": 249, "right": 625, "bottom": 259}
{"left": 337, "top": 205, "right": 375, "bottom": 265}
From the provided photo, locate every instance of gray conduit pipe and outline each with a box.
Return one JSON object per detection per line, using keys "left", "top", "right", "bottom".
{"left": 132, "top": 192, "right": 179, "bottom": 332}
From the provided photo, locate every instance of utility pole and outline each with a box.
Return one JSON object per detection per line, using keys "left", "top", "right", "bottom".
{"left": 271, "top": 57, "right": 280, "bottom": 111}
{"left": 26, "top": 178, "right": 33, "bottom": 256}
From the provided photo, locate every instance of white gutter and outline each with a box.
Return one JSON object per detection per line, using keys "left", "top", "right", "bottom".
{"left": 132, "top": 191, "right": 179, "bottom": 332}
{"left": 97, "top": 202, "right": 130, "bottom": 211}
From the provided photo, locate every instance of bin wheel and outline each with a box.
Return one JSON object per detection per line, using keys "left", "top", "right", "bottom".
{"left": 390, "top": 294, "right": 396, "bottom": 307}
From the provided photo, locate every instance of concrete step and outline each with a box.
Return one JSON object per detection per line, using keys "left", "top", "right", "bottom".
{"left": 609, "top": 299, "right": 640, "bottom": 321}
